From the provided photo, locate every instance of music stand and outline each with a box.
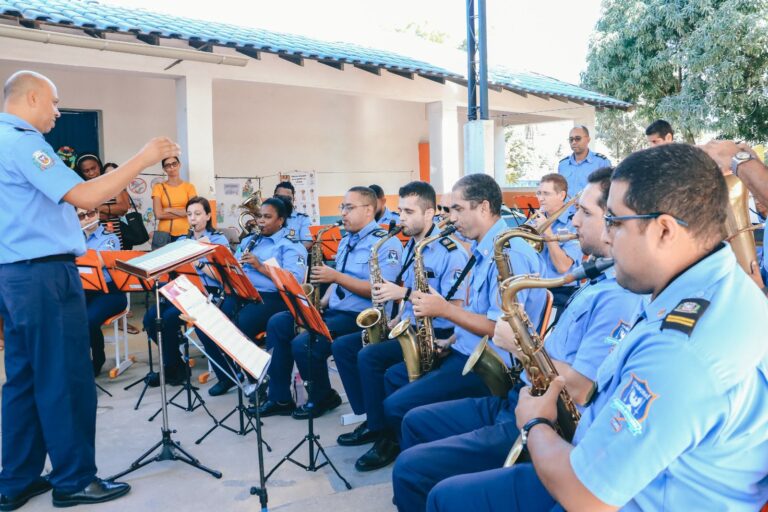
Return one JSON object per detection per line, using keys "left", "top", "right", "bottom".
{"left": 108, "top": 240, "right": 222, "bottom": 481}
{"left": 262, "top": 264, "right": 351, "bottom": 492}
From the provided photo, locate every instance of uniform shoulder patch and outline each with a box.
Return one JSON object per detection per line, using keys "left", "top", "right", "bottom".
{"left": 439, "top": 237, "right": 457, "bottom": 251}
{"left": 286, "top": 228, "right": 296, "bottom": 240}
{"left": 593, "top": 152, "right": 609, "bottom": 160}
{"left": 372, "top": 229, "right": 388, "bottom": 238}
{"left": 609, "top": 373, "right": 658, "bottom": 436}
{"left": 32, "top": 150, "right": 55, "bottom": 170}
{"left": 661, "top": 298, "right": 710, "bottom": 336}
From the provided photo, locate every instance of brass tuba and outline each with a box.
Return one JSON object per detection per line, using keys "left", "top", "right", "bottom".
{"left": 517, "top": 193, "right": 580, "bottom": 252}
{"left": 306, "top": 220, "right": 342, "bottom": 309}
{"left": 724, "top": 174, "right": 765, "bottom": 287}
{"left": 238, "top": 190, "right": 263, "bottom": 239}
{"left": 390, "top": 223, "right": 457, "bottom": 381}
{"left": 499, "top": 258, "right": 614, "bottom": 467}
{"left": 356, "top": 222, "right": 403, "bottom": 345}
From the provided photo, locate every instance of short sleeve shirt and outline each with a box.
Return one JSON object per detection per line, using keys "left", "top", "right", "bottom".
{"left": 234, "top": 227, "right": 308, "bottom": 293}
{"left": 151, "top": 181, "right": 197, "bottom": 236}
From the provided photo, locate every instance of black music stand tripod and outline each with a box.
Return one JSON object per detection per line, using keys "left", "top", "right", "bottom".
{"left": 264, "top": 290, "right": 352, "bottom": 490}
{"left": 108, "top": 279, "right": 221, "bottom": 481}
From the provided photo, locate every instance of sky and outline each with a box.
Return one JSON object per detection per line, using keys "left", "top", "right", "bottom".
{"left": 98, "top": 0, "right": 604, "bottom": 85}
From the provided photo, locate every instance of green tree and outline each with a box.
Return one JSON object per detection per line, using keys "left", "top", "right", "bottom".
{"left": 583, "top": 0, "right": 768, "bottom": 143}
{"left": 505, "top": 129, "right": 546, "bottom": 186}
{"left": 595, "top": 109, "right": 648, "bottom": 160}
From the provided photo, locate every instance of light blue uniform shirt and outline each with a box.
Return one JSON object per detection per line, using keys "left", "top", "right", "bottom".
{"left": 377, "top": 207, "right": 400, "bottom": 225}
{"left": 557, "top": 149, "right": 611, "bottom": 199}
{"left": 540, "top": 211, "right": 583, "bottom": 285}
{"left": 329, "top": 220, "right": 402, "bottom": 313}
{"left": 84, "top": 224, "right": 120, "bottom": 283}
{"left": 234, "top": 227, "right": 308, "bottom": 293}
{"left": 284, "top": 212, "right": 312, "bottom": 243}
{"left": 523, "top": 268, "right": 644, "bottom": 399}
{"left": 399, "top": 226, "right": 469, "bottom": 331}
{"left": 570, "top": 245, "right": 768, "bottom": 510}
{"left": 453, "top": 218, "right": 547, "bottom": 361}
{"left": 0, "top": 113, "right": 85, "bottom": 263}
{"left": 179, "top": 229, "right": 230, "bottom": 289}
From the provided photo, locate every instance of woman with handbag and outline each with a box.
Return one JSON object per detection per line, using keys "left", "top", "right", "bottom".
{"left": 76, "top": 155, "right": 130, "bottom": 248}
{"left": 151, "top": 156, "right": 197, "bottom": 249}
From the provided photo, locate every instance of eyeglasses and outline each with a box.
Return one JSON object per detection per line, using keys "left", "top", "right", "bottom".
{"left": 162, "top": 161, "right": 180, "bottom": 170}
{"left": 568, "top": 136, "right": 584, "bottom": 143}
{"left": 77, "top": 210, "right": 97, "bottom": 220}
{"left": 339, "top": 203, "right": 368, "bottom": 213}
{"left": 603, "top": 212, "right": 689, "bottom": 229}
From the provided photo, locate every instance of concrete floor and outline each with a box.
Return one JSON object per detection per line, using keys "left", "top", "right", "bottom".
{"left": 0, "top": 299, "right": 397, "bottom": 511}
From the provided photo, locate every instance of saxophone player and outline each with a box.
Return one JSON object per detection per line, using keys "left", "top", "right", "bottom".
{"left": 257, "top": 187, "right": 402, "bottom": 419}
{"left": 429, "top": 145, "right": 768, "bottom": 512}
{"left": 392, "top": 168, "right": 643, "bottom": 512}
{"left": 334, "top": 181, "right": 470, "bottom": 472}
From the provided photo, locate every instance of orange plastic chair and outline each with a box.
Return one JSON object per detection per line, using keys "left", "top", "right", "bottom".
{"left": 538, "top": 289, "right": 555, "bottom": 337}
{"left": 104, "top": 294, "right": 136, "bottom": 378}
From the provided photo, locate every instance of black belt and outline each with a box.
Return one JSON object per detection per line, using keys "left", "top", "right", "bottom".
{"left": 22, "top": 254, "right": 76, "bottom": 264}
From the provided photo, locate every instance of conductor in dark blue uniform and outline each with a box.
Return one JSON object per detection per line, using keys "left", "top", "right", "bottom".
{"left": 0, "top": 70, "right": 179, "bottom": 509}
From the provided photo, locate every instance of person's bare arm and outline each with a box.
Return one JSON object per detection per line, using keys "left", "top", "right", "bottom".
{"left": 97, "top": 190, "right": 130, "bottom": 220}
{"left": 700, "top": 140, "right": 768, "bottom": 205}
{"left": 411, "top": 290, "right": 495, "bottom": 337}
{"left": 311, "top": 265, "right": 372, "bottom": 298}
{"left": 153, "top": 196, "right": 185, "bottom": 220}
{"left": 63, "top": 138, "right": 179, "bottom": 209}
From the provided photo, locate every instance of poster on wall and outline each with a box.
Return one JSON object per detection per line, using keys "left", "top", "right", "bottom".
{"left": 215, "top": 177, "right": 256, "bottom": 232}
{"left": 126, "top": 173, "right": 164, "bottom": 240}
{"left": 280, "top": 170, "right": 319, "bottom": 225}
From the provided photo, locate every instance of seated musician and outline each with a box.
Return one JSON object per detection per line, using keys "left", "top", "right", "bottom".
{"left": 203, "top": 196, "right": 308, "bottom": 397}
{"left": 391, "top": 168, "right": 643, "bottom": 511}
{"left": 273, "top": 181, "right": 312, "bottom": 250}
{"left": 79, "top": 208, "right": 126, "bottom": 376}
{"left": 532, "top": 173, "right": 583, "bottom": 313}
{"left": 143, "top": 196, "right": 229, "bottom": 386}
{"left": 256, "top": 186, "right": 402, "bottom": 419}
{"left": 427, "top": 145, "right": 768, "bottom": 512}
{"left": 369, "top": 174, "right": 547, "bottom": 471}
{"left": 334, "top": 181, "right": 469, "bottom": 471}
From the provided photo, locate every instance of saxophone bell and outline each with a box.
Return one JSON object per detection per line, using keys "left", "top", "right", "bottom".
{"left": 462, "top": 336, "right": 519, "bottom": 397}
{"left": 389, "top": 318, "right": 421, "bottom": 382}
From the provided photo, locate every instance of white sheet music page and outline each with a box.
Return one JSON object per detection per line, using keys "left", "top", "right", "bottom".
{"left": 160, "top": 275, "right": 271, "bottom": 381}
{"left": 128, "top": 239, "right": 213, "bottom": 275}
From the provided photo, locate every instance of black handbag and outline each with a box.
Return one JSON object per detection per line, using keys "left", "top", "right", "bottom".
{"left": 120, "top": 194, "right": 150, "bottom": 247}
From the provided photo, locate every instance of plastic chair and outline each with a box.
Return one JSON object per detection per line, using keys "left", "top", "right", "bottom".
{"left": 538, "top": 289, "right": 555, "bottom": 337}
{"left": 104, "top": 293, "right": 136, "bottom": 378}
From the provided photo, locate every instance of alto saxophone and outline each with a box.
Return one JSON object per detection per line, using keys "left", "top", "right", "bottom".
{"left": 356, "top": 223, "right": 403, "bottom": 345}
{"left": 305, "top": 220, "right": 342, "bottom": 308}
{"left": 464, "top": 228, "right": 579, "bottom": 397}
{"left": 500, "top": 258, "right": 614, "bottom": 467}
{"left": 389, "top": 223, "right": 457, "bottom": 382}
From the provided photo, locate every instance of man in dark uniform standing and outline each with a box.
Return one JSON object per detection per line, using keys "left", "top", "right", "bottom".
{"left": 0, "top": 70, "right": 179, "bottom": 509}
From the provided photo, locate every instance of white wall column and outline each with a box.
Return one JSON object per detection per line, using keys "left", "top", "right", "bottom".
{"left": 427, "top": 101, "right": 460, "bottom": 194}
{"left": 175, "top": 70, "right": 216, "bottom": 196}
{"left": 493, "top": 121, "right": 506, "bottom": 185}
{"left": 463, "top": 119, "right": 495, "bottom": 176}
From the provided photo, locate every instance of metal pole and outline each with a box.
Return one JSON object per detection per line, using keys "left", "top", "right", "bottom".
{"left": 466, "top": 0, "right": 477, "bottom": 121}
{"left": 477, "top": 0, "right": 489, "bottom": 120}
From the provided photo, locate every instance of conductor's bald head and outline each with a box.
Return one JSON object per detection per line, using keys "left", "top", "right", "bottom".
{"left": 3, "top": 70, "right": 60, "bottom": 133}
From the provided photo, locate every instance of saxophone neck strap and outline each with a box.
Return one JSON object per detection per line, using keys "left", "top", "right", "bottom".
{"left": 444, "top": 255, "right": 476, "bottom": 301}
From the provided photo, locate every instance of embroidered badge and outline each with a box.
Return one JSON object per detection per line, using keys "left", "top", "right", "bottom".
{"left": 605, "top": 320, "right": 630, "bottom": 347}
{"left": 297, "top": 255, "right": 306, "bottom": 267}
{"left": 387, "top": 249, "right": 399, "bottom": 264}
{"left": 32, "top": 150, "right": 54, "bottom": 170}
{"left": 451, "top": 269, "right": 463, "bottom": 285}
{"left": 105, "top": 239, "right": 116, "bottom": 250}
{"left": 609, "top": 373, "right": 658, "bottom": 436}
{"left": 661, "top": 298, "right": 710, "bottom": 336}
{"left": 288, "top": 229, "right": 296, "bottom": 238}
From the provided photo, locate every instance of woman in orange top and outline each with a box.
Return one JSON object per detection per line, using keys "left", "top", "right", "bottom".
{"left": 151, "top": 156, "right": 197, "bottom": 248}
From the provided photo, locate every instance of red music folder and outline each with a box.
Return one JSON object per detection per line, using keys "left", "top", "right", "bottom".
{"left": 100, "top": 251, "right": 155, "bottom": 292}
{"left": 205, "top": 245, "right": 262, "bottom": 302}
{"left": 265, "top": 263, "right": 332, "bottom": 340}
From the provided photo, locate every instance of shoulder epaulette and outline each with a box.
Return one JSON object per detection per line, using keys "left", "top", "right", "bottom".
{"left": 372, "top": 229, "right": 388, "bottom": 238}
{"left": 297, "top": 212, "right": 308, "bottom": 217}
{"left": 661, "top": 298, "right": 710, "bottom": 336}
{"left": 439, "top": 237, "right": 457, "bottom": 251}
{"left": 559, "top": 156, "right": 569, "bottom": 163}
{"left": 594, "top": 152, "right": 609, "bottom": 160}
{"left": 212, "top": 230, "right": 224, "bottom": 237}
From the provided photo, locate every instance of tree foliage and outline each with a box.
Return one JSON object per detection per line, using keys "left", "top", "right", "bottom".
{"left": 583, "top": 0, "right": 768, "bottom": 142}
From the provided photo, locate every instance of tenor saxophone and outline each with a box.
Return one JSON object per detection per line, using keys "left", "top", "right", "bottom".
{"left": 356, "top": 223, "right": 403, "bottom": 345}
{"left": 500, "top": 258, "right": 614, "bottom": 467}
{"left": 306, "top": 220, "right": 342, "bottom": 308}
{"left": 518, "top": 193, "right": 580, "bottom": 252}
{"left": 389, "top": 223, "right": 457, "bottom": 381}
{"left": 724, "top": 174, "right": 765, "bottom": 287}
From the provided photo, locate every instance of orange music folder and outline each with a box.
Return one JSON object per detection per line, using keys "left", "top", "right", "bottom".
{"left": 265, "top": 264, "right": 332, "bottom": 340}
{"left": 100, "top": 250, "right": 154, "bottom": 292}
{"left": 76, "top": 249, "right": 108, "bottom": 293}
{"left": 206, "top": 245, "right": 261, "bottom": 302}
{"left": 309, "top": 224, "right": 344, "bottom": 261}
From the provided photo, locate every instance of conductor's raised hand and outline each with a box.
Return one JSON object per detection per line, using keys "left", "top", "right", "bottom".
{"left": 138, "top": 137, "right": 181, "bottom": 168}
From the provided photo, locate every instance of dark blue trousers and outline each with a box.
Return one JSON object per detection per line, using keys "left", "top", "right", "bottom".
{"left": 0, "top": 261, "right": 97, "bottom": 495}
{"left": 84, "top": 283, "right": 127, "bottom": 374}
{"left": 199, "top": 293, "right": 285, "bottom": 384}
{"left": 382, "top": 350, "right": 491, "bottom": 441}
{"left": 331, "top": 331, "right": 367, "bottom": 414}
{"left": 427, "top": 463, "right": 562, "bottom": 512}
{"left": 143, "top": 299, "right": 185, "bottom": 376}
{"left": 393, "top": 394, "right": 520, "bottom": 511}
{"left": 358, "top": 340, "right": 404, "bottom": 431}
{"left": 265, "top": 309, "right": 360, "bottom": 403}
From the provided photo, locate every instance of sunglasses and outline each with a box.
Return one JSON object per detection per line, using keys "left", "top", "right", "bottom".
{"left": 77, "top": 210, "right": 97, "bottom": 220}
{"left": 568, "top": 136, "right": 584, "bottom": 143}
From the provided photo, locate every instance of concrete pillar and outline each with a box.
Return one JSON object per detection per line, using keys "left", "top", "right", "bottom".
{"left": 175, "top": 71, "right": 216, "bottom": 196}
{"left": 493, "top": 122, "right": 506, "bottom": 185}
{"left": 463, "top": 119, "right": 495, "bottom": 176}
{"left": 427, "top": 101, "right": 460, "bottom": 194}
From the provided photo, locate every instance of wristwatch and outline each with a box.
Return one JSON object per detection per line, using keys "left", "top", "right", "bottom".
{"left": 730, "top": 151, "right": 754, "bottom": 176}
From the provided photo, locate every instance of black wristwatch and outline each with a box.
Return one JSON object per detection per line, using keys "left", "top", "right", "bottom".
{"left": 521, "top": 417, "right": 556, "bottom": 449}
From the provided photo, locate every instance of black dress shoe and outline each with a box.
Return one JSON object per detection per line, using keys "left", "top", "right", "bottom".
{"left": 337, "top": 421, "right": 378, "bottom": 446}
{"left": 248, "top": 379, "right": 269, "bottom": 406}
{"left": 146, "top": 369, "right": 185, "bottom": 388}
{"left": 0, "top": 477, "right": 52, "bottom": 511}
{"left": 207, "top": 379, "right": 235, "bottom": 397}
{"left": 247, "top": 399, "right": 296, "bottom": 418}
{"left": 52, "top": 479, "right": 130, "bottom": 508}
{"left": 291, "top": 389, "right": 342, "bottom": 420}
{"left": 355, "top": 437, "right": 400, "bottom": 472}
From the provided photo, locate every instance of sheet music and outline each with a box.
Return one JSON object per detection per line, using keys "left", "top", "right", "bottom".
{"left": 129, "top": 239, "right": 212, "bottom": 273}
{"left": 161, "top": 276, "right": 271, "bottom": 381}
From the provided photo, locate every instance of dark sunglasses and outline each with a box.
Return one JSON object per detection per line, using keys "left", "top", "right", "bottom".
{"left": 77, "top": 210, "right": 97, "bottom": 220}
{"left": 568, "top": 136, "right": 584, "bottom": 143}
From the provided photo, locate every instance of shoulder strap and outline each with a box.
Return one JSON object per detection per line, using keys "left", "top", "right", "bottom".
{"left": 444, "top": 255, "right": 476, "bottom": 301}
{"left": 161, "top": 184, "right": 173, "bottom": 232}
